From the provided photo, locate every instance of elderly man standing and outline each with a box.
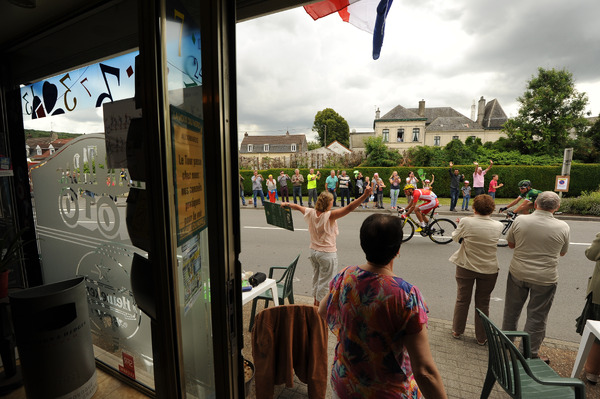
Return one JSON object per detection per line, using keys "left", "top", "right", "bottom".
{"left": 448, "top": 162, "right": 464, "bottom": 212}
{"left": 291, "top": 169, "right": 304, "bottom": 206}
{"left": 306, "top": 168, "right": 321, "bottom": 208}
{"left": 501, "top": 191, "right": 569, "bottom": 363}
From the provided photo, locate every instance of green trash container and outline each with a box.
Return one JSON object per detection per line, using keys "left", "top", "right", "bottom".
{"left": 9, "top": 277, "right": 97, "bottom": 399}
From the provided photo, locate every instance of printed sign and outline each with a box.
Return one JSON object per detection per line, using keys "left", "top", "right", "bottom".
{"left": 555, "top": 175, "right": 570, "bottom": 192}
{"left": 171, "top": 105, "right": 207, "bottom": 244}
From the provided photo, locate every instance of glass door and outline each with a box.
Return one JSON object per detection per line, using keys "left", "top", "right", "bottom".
{"left": 23, "top": 51, "right": 156, "bottom": 391}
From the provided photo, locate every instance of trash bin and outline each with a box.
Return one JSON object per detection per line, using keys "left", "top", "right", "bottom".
{"left": 9, "top": 277, "right": 97, "bottom": 399}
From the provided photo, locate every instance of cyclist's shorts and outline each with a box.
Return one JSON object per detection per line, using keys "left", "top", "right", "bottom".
{"left": 419, "top": 199, "right": 439, "bottom": 215}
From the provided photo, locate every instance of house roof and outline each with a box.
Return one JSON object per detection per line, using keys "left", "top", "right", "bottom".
{"left": 481, "top": 99, "right": 508, "bottom": 129}
{"left": 327, "top": 140, "right": 351, "bottom": 153}
{"left": 406, "top": 106, "right": 466, "bottom": 124}
{"left": 240, "top": 133, "right": 306, "bottom": 147}
{"left": 379, "top": 105, "right": 423, "bottom": 120}
{"left": 426, "top": 116, "right": 483, "bottom": 131}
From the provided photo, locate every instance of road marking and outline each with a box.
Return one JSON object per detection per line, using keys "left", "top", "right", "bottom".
{"left": 491, "top": 297, "right": 503, "bottom": 302}
{"left": 244, "top": 226, "right": 308, "bottom": 231}
{"left": 570, "top": 242, "right": 592, "bottom": 246}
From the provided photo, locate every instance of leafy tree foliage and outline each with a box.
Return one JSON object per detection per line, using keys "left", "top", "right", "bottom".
{"left": 503, "top": 67, "right": 589, "bottom": 155}
{"left": 363, "top": 136, "right": 402, "bottom": 166}
{"left": 572, "top": 114, "right": 600, "bottom": 162}
{"left": 312, "top": 108, "right": 350, "bottom": 147}
{"left": 307, "top": 140, "right": 321, "bottom": 151}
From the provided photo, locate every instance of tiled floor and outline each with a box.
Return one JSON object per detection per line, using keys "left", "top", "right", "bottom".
{"left": 0, "top": 367, "right": 149, "bottom": 399}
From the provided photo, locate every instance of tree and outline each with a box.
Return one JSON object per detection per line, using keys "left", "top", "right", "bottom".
{"left": 307, "top": 140, "right": 321, "bottom": 150}
{"left": 312, "top": 108, "right": 350, "bottom": 147}
{"left": 572, "top": 114, "right": 600, "bottom": 162}
{"left": 363, "top": 136, "right": 402, "bottom": 166}
{"left": 503, "top": 67, "right": 589, "bottom": 155}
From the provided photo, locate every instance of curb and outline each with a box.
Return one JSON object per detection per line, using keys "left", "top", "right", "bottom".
{"left": 241, "top": 204, "right": 600, "bottom": 221}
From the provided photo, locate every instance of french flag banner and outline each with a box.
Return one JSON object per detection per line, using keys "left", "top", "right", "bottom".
{"left": 304, "top": 0, "right": 394, "bottom": 60}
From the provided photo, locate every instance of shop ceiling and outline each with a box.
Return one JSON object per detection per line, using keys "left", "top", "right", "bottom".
{"left": 0, "top": 0, "right": 317, "bottom": 50}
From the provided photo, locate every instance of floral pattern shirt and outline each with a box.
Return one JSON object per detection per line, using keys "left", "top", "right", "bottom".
{"left": 324, "top": 265, "right": 429, "bottom": 398}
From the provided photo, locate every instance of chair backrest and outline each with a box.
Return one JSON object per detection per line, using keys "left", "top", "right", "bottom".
{"left": 477, "top": 309, "right": 522, "bottom": 397}
{"left": 280, "top": 254, "right": 300, "bottom": 297}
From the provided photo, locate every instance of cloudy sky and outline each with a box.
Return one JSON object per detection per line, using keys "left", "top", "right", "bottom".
{"left": 23, "top": 0, "right": 600, "bottom": 144}
{"left": 236, "top": 0, "right": 600, "bottom": 143}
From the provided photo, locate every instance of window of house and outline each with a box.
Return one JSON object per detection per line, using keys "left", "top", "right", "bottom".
{"left": 291, "top": 144, "right": 297, "bottom": 152}
{"left": 36, "top": 145, "right": 42, "bottom": 155}
{"left": 452, "top": 136, "right": 459, "bottom": 140}
{"left": 434, "top": 136, "right": 441, "bottom": 146}
{"left": 382, "top": 129, "right": 389, "bottom": 142}
{"left": 397, "top": 128, "right": 404, "bottom": 142}
{"left": 470, "top": 136, "right": 476, "bottom": 141}
{"left": 49, "top": 144, "right": 55, "bottom": 154}
{"left": 412, "top": 128, "right": 420, "bottom": 142}
{"left": 247, "top": 144, "right": 253, "bottom": 152}
{"left": 264, "top": 144, "right": 269, "bottom": 152}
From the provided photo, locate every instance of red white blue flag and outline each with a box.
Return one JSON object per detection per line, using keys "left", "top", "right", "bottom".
{"left": 304, "top": 0, "right": 394, "bottom": 60}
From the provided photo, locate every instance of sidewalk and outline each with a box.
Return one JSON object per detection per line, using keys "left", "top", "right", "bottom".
{"left": 242, "top": 295, "right": 599, "bottom": 398}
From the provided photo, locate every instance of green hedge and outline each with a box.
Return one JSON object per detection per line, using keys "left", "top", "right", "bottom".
{"left": 240, "top": 164, "right": 600, "bottom": 198}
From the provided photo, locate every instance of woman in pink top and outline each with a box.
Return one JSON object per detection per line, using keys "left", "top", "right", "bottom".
{"left": 282, "top": 184, "right": 373, "bottom": 305}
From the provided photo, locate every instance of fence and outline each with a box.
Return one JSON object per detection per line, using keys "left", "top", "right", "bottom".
{"left": 239, "top": 151, "right": 366, "bottom": 170}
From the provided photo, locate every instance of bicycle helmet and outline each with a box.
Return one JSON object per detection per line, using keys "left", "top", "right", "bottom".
{"left": 518, "top": 180, "right": 531, "bottom": 188}
{"left": 404, "top": 184, "right": 415, "bottom": 190}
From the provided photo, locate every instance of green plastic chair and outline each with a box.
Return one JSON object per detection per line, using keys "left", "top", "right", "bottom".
{"left": 248, "top": 254, "right": 300, "bottom": 332}
{"left": 476, "top": 309, "right": 585, "bottom": 399}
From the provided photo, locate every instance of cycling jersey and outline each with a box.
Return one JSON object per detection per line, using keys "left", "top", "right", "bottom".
{"left": 412, "top": 188, "right": 437, "bottom": 203}
{"left": 519, "top": 188, "right": 542, "bottom": 202}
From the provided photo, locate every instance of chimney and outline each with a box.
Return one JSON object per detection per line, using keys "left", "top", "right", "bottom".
{"left": 418, "top": 100, "right": 425, "bottom": 117}
{"left": 470, "top": 100, "right": 476, "bottom": 121}
{"left": 477, "top": 96, "right": 486, "bottom": 124}
{"left": 244, "top": 132, "right": 248, "bottom": 137}
{"left": 375, "top": 107, "right": 380, "bottom": 119}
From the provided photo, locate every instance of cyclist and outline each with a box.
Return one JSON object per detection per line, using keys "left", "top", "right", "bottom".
{"left": 402, "top": 184, "right": 439, "bottom": 235}
{"left": 499, "top": 180, "right": 542, "bottom": 215}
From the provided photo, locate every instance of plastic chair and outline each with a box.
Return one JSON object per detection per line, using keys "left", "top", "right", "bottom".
{"left": 476, "top": 309, "right": 585, "bottom": 399}
{"left": 248, "top": 254, "right": 299, "bottom": 332}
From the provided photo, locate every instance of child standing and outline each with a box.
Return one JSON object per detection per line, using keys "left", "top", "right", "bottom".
{"left": 422, "top": 174, "right": 435, "bottom": 190}
{"left": 487, "top": 174, "right": 504, "bottom": 199}
{"left": 362, "top": 176, "right": 371, "bottom": 208}
{"left": 461, "top": 180, "right": 471, "bottom": 211}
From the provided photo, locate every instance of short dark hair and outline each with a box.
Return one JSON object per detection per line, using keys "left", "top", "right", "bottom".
{"left": 360, "top": 214, "right": 403, "bottom": 266}
{"left": 472, "top": 194, "right": 495, "bottom": 215}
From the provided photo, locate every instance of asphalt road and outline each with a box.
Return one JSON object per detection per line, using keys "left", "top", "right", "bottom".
{"left": 239, "top": 207, "right": 600, "bottom": 344}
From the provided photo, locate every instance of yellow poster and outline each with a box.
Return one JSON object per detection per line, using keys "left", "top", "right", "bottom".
{"left": 171, "top": 105, "right": 206, "bottom": 244}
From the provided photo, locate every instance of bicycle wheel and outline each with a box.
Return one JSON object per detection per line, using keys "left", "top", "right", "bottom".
{"left": 497, "top": 220, "right": 512, "bottom": 247}
{"left": 428, "top": 218, "right": 456, "bottom": 244}
{"left": 401, "top": 218, "right": 415, "bottom": 242}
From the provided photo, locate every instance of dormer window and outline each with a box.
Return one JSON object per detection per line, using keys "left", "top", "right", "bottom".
{"left": 49, "top": 144, "right": 55, "bottom": 154}
{"left": 36, "top": 145, "right": 42, "bottom": 155}
{"left": 248, "top": 144, "right": 253, "bottom": 152}
{"left": 264, "top": 144, "right": 269, "bottom": 152}
{"left": 291, "top": 144, "right": 297, "bottom": 152}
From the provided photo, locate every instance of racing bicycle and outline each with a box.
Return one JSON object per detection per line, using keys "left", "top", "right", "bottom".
{"left": 497, "top": 210, "right": 517, "bottom": 247}
{"left": 396, "top": 207, "right": 457, "bottom": 244}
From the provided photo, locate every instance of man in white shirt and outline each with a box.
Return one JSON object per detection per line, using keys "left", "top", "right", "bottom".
{"left": 501, "top": 191, "right": 569, "bottom": 362}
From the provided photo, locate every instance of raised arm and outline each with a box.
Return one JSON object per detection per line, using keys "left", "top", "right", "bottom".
{"left": 485, "top": 160, "right": 493, "bottom": 173}
{"left": 330, "top": 185, "right": 372, "bottom": 221}
{"left": 281, "top": 201, "right": 306, "bottom": 214}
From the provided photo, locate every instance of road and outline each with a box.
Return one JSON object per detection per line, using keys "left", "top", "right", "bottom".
{"left": 239, "top": 207, "right": 600, "bottom": 344}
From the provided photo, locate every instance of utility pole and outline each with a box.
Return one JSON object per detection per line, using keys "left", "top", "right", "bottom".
{"left": 324, "top": 125, "right": 327, "bottom": 147}
{"left": 558, "top": 147, "right": 573, "bottom": 198}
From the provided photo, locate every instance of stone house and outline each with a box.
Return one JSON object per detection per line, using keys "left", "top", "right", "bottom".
{"left": 351, "top": 96, "right": 508, "bottom": 151}
{"left": 239, "top": 131, "right": 308, "bottom": 168}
